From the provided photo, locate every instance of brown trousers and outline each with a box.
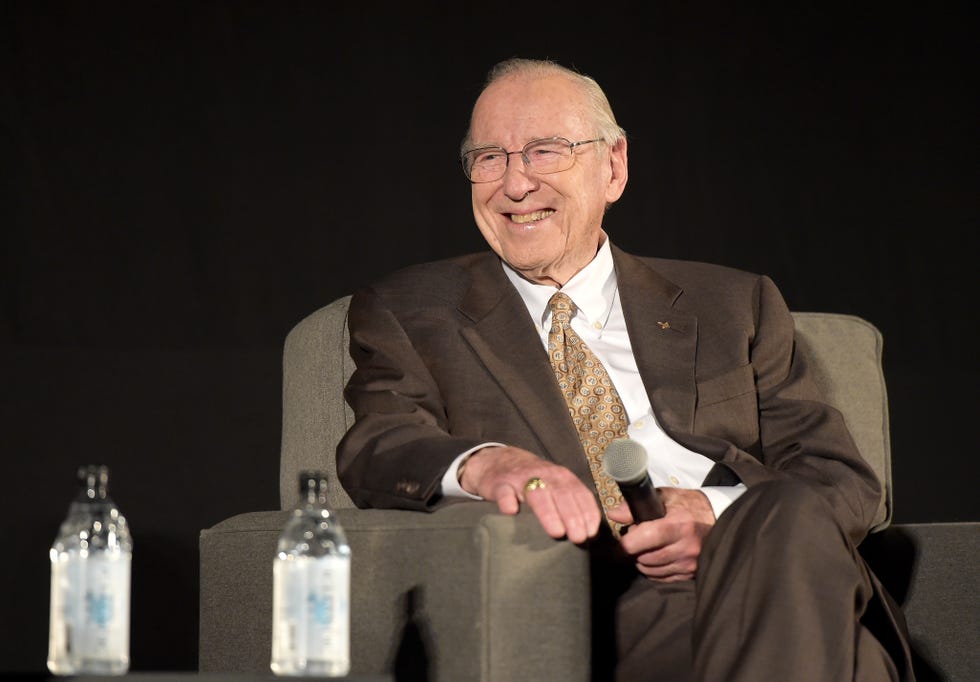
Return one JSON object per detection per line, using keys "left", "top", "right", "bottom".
{"left": 592, "top": 480, "right": 914, "bottom": 682}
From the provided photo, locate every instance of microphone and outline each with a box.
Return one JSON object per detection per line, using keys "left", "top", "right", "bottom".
{"left": 603, "top": 438, "right": 666, "bottom": 521}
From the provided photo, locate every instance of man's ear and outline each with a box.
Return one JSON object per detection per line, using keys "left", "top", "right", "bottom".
{"left": 604, "top": 137, "right": 629, "bottom": 204}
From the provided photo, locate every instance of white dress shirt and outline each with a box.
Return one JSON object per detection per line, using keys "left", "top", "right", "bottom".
{"left": 441, "top": 237, "right": 746, "bottom": 519}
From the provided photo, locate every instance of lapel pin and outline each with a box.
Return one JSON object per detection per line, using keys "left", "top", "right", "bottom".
{"left": 657, "top": 321, "right": 671, "bottom": 330}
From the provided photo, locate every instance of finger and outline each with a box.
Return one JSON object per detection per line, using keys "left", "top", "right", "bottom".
{"left": 494, "top": 483, "right": 521, "bottom": 515}
{"left": 635, "top": 548, "right": 678, "bottom": 576}
{"left": 576, "top": 488, "right": 604, "bottom": 538}
{"left": 545, "top": 477, "right": 603, "bottom": 542}
{"left": 524, "top": 487, "right": 569, "bottom": 539}
{"left": 637, "top": 554, "right": 697, "bottom": 581}
{"left": 634, "top": 539, "right": 699, "bottom": 578}
{"left": 640, "top": 567, "right": 696, "bottom": 583}
{"left": 550, "top": 489, "right": 593, "bottom": 544}
{"left": 617, "top": 519, "right": 667, "bottom": 556}
{"left": 605, "top": 502, "right": 634, "bottom": 525}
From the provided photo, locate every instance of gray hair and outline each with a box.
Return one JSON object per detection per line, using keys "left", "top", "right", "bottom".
{"left": 460, "top": 57, "right": 627, "bottom": 154}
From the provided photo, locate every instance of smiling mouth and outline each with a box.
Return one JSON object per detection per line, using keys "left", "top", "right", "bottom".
{"left": 510, "top": 209, "right": 555, "bottom": 224}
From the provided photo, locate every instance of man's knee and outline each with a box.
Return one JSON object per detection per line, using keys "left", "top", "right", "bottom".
{"left": 705, "top": 478, "right": 851, "bottom": 562}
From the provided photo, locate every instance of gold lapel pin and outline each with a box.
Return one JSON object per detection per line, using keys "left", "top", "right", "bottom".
{"left": 657, "top": 321, "right": 671, "bottom": 330}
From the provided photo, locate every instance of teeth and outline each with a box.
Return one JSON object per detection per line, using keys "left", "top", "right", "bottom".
{"left": 511, "top": 209, "right": 555, "bottom": 224}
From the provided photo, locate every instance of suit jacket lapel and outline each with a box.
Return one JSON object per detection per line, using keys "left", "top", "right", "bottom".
{"left": 456, "top": 255, "right": 591, "bottom": 480}
{"left": 612, "top": 246, "right": 698, "bottom": 436}
{"left": 452, "top": 248, "right": 708, "bottom": 477}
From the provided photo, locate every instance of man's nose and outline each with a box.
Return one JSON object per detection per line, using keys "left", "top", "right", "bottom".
{"left": 502, "top": 152, "right": 538, "bottom": 200}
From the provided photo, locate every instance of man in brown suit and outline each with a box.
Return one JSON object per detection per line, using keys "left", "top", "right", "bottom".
{"left": 337, "top": 58, "right": 913, "bottom": 680}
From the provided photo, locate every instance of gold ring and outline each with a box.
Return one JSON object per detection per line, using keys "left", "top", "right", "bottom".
{"left": 524, "top": 477, "right": 546, "bottom": 492}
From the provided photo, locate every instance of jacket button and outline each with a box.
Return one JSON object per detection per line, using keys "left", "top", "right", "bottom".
{"left": 396, "top": 479, "right": 420, "bottom": 495}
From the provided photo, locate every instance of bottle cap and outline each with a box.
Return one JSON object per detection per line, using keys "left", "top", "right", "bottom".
{"left": 77, "top": 465, "right": 110, "bottom": 499}
{"left": 298, "top": 470, "right": 328, "bottom": 495}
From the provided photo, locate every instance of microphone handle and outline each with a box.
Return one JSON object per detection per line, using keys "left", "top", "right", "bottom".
{"left": 620, "top": 476, "right": 666, "bottom": 521}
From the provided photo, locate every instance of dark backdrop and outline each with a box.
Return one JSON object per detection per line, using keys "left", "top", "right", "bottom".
{"left": 2, "top": 1, "right": 976, "bottom": 673}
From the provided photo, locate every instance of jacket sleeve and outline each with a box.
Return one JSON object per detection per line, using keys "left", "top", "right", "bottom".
{"left": 702, "top": 275, "right": 882, "bottom": 544}
{"left": 336, "top": 287, "right": 484, "bottom": 510}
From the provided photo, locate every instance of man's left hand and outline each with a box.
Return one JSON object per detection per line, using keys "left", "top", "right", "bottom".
{"left": 606, "top": 488, "right": 716, "bottom": 582}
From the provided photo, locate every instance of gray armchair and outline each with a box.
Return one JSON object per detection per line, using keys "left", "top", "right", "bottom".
{"left": 200, "top": 296, "right": 978, "bottom": 681}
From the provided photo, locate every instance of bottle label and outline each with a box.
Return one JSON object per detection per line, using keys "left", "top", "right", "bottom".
{"left": 272, "top": 554, "right": 350, "bottom": 669}
{"left": 49, "top": 550, "right": 131, "bottom": 669}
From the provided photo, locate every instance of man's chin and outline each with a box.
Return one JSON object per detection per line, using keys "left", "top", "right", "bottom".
{"left": 502, "top": 257, "right": 564, "bottom": 287}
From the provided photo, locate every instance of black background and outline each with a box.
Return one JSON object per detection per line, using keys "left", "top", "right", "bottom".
{"left": 2, "top": 1, "right": 976, "bottom": 673}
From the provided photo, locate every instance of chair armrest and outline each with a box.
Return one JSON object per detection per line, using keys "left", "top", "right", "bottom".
{"left": 200, "top": 502, "right": 591, "bottom": 682}
{"left": 862, "top": 522, "right": 980, "bottom": 681}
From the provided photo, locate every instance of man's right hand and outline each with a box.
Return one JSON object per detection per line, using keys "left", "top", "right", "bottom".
{"left": 459, "top": 446, "right": 602, "bottom": 544}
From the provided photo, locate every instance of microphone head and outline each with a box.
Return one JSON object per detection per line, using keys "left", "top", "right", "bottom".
{"left": 603, "top": 438, "right": 649, "bottom": 485}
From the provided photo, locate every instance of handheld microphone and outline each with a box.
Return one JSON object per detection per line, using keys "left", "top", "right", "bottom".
{"left": 603, "top": 438, "right": 666, "bottom": 521}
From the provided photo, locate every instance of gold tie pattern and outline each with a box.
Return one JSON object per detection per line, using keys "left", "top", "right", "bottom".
{"left": 547, "top": 292, "right": 627, "bottom": 530}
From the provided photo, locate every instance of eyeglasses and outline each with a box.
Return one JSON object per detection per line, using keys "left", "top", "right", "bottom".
{"left": 461, "top": 137, "right": 602, "bottom": 183}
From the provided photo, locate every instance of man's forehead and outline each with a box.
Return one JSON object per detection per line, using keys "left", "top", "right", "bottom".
{"left": 476, "top": 73, "right": 581, "bottom": 112}
{"left": 470, "top": 76, "right": 591, "bottom": 146}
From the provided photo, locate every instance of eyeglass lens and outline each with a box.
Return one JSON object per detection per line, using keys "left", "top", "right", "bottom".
{"left": 464, "top": 138, "right": 578, "bottom": 182}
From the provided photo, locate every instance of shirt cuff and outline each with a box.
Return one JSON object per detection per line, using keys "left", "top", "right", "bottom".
{"left": 440, "top": 443, "right": 506, "bottom": 499}
{"left": 700, "top": 484, "right": 747, "bottom": 520}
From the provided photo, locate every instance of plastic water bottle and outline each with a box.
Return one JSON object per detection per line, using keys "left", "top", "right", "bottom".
{"left": 271, "top": 471, "right": 351, "bottom": 676}
{"left": 48, "top": 465, "right": 132, "bottom": 675}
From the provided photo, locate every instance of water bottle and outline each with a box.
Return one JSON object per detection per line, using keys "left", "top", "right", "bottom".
{"left": 271, "top": 471, "right": 351, "bottom": 676}
{"left": 48, "top": 465, "right": 132, "bottom": 675}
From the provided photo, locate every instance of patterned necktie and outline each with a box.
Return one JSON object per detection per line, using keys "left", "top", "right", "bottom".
{"left": 547, "top": 291, "right": 627, "bottom": 531}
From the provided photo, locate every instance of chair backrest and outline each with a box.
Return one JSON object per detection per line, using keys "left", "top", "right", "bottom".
{"left": 791, "top": 313, "right": 891, "bottom": 530}
{"left": 280, "top": 295, "right": 357, "bottom": 510}
{"left": 279, "top": 297, "right": 891, "bottom": 530}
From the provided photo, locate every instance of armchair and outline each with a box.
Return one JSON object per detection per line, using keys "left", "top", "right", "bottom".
{"left": 200, "top": 296, "right": 978, "bottom": 681}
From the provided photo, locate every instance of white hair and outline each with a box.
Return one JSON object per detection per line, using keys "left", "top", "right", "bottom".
{"left": 461, "top": 57, "right": 627, "bottom": 154}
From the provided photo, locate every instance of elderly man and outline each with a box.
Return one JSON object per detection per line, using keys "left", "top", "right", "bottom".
{"left": 337, "top": 57, "right": 913, "bottom": 681}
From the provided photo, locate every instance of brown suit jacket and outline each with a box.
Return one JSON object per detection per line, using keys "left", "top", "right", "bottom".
{"left": 337, "top": 245, "right": 882, "bottom": 543}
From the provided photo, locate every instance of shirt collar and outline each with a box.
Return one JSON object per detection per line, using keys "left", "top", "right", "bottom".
{"left": 501, "top": 234, "right": 618, "bottom": 328}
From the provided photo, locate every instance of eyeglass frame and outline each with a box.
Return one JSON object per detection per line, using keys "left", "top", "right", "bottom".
{"left": 460, "top": 136, "right": 603, "bottom": 183}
